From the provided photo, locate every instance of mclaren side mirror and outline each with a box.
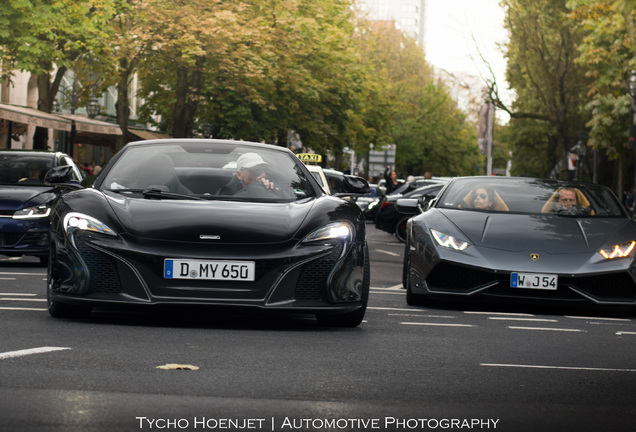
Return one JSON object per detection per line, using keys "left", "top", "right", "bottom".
{"left": 44, "top": 166, "right": 82, "bottom": 189}
{"left": 335, "top": 175, "right": 370, "bottom": 197}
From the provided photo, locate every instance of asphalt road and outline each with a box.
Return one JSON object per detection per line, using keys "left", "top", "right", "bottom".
{"left": 1, "top": 225, "right": 635, "bottom": 432}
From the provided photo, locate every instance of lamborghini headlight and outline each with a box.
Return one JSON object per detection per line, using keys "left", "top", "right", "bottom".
{"left": 598, "top": 241, "right": 636, "bottom": 259}
{"left": 302, "top": 222, "right": 353, "bottom": 243}
{"left": 13, "top": 205, "right": 51, "bottom": 219}
{"left": 63, "top": 212, "right": 117, "bottom": 237}
{"left": 431, "top": 229, "right": 469, "bottom": 251}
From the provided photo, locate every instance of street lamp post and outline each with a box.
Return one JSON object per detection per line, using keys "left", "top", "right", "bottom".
{"left": 86, "top": 97, "right": 100, "bottom": 119}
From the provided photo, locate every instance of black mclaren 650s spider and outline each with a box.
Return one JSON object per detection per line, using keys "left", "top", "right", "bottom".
{"left": 45, "top": 139, "right": 370, "bottom": 327}
{"left": 398, "top": 176, "right": 636, "bottom": 310}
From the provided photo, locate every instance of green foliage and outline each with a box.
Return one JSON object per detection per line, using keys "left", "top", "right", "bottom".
{"left": 360, "top": 22, "right": 483, "bottom": 177}
{"left": 2, "top": 0, "right": 480, "bottom": 177}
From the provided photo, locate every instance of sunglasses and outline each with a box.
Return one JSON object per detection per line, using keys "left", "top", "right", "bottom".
{"left": 472, "top": 192, "right": 488, "bottom": 200}
{"left": 559, "top": 198, "right": 575, "bottom": 202}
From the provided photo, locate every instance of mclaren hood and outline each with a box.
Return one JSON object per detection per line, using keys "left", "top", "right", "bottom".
{"left": 105, "top": 194, "right": 314, "bottom": 244}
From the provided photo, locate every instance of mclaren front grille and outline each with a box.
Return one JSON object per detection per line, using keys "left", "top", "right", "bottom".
{"left": 76, "top": 236, "right": 122, "bottom": 294}
{"left": 295, "top": 243, "right": 344, "bottom": 300}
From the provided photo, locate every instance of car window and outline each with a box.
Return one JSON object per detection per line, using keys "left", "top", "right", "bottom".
{"left": 100, "top": 142, "right": 316, "bottom": 202}
{"left": 436, "top": 178, "right": 626, "bottom": 217}
{"left": 0, "top": 153, "right": 53, "bottom": 186}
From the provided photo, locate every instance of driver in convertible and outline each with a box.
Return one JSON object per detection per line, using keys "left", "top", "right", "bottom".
{"left": 543, "top": 187, "right": 593, "bottom": 215}
{"left": 218, "top": 153, "right": 276, "bottom": 197}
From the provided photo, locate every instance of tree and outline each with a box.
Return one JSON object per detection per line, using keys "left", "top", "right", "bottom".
{"left": 0, "top": 0, "right": 115, "bottom": 149}
{"left": 360, "top": 21, "right": 483, "bottom": 176}
{"left": 488, "top": 0, "right": 590, "bottom": 180}
{"left": 567, "top": 0, "right": 636, "bottom": 192}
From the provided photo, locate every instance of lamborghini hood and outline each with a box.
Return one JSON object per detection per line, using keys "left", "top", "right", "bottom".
{"left": 441, "top": 210, "right": 630, "bottom": 253}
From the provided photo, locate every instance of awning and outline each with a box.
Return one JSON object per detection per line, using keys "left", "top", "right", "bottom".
{"left": 128, "top": 128, "right": 172, "bottom": 140}
{"left": 57, "top": 114, "right": 122, "bottom": 135}
{"left": 0, "top": 103, "right": 72, "bottom": 132}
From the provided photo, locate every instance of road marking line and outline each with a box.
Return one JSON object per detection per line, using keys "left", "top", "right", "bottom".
{"left": 507, "top": 326, "right": 584, "bottom": 332}
{"left": 401, "top": 322, "right": 475, "bottom": 327}
{"left": 370, "top": 291, "right": 405, "bottom": 295}
{"left": 489, "top": 317, "right": 558, "bottom": 322}
{"left": 0, "top": 272, "right": 46, "bottom": 276}
{"left": 389, "top": 313, "right": 455, "bottom": 318}
{"left": 566, "top": 316, "right": 631, "bottom": 322}
{"left": 0, "top": 307, "right": 47, "bottom": 311}
{"left": 481, "top": 363, "right": 636, "bottom": 372}
{"left": 371, "top": 285, "right": 404, "bottom": 291}
{"left": 375, "top": 249, "right": 400, "bottom": 257}
{"left": 0, "top": 278, "right": 17, "bottom": 281}
{"left": 0, "top": 293, "right": 37, "bottom": 296}
{"left": 465, "top": 311, "right": 534, "bottom": 317}
{"left": 368, "top": 306, "right": 424, "bottom": 312}
{"left": 616, "top": 331, "right": 636, "bottom": 336}
{"left": 0, "top": 298, "right": 46, "bottom": 302}
{"left": 0, "top": 347, "right": 71, "bottom": 360}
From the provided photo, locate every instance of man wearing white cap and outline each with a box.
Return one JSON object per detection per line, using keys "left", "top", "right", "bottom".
{"left": 217, "top": 152, "right": 274, "bottom": 197}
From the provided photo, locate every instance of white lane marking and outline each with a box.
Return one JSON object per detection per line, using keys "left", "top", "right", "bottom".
{"left": 375, "top": 249, "right": 400, "bottom": 257}
{"left": 481, "top": 363, "right": 636, "bottom": 373}
{"left": 616, "top": 331, "right": 636, "bottom": 336}
{"left": 0, "top": 278, "right": 17, "bottom": 281}
{"left": 389, "top": 313, "right": 455, "bottom": 318}
{"left": 0, "top": 293, "right": 37, "bottom": 296}
{"left": 0, "top": 347, "right": 71, "bottom": 360}
{"left": 507, "top": 326, "right": 584, "bottom": 332}
{"left": 370, "top": 291, "right": 405, "bottom": 295}
{"left": 0, "top": 298, "right": 46, "bottom": 302}
{"left": 566, "top": 316, "right": 631, "bottom": 322}
{"left": 465, "top": 311, "right": 534, "bottom": 317}
{"left": 0, "top": 272, "right": 46, "bottom": 276}
{"left": 368, "top": 306, "right": 424, "bottom": 312}
{"left": 371, "top": 285, "right": 404, "bottom": 291}
{"left": 401, "top": 322, "right": 476, "bottom": 327}
{"left": 0, "top": 307, "right": 47, "bottom": 311}
{"left": 489, "top": 317, "right": 558, "bottom": 322}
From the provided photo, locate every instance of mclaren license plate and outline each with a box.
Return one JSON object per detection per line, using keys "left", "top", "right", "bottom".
{"left": 164, "top": 259, "right": 255, "bottom": 281}
{"left": 510, "top": 272, "right": 557, "bottom": 290}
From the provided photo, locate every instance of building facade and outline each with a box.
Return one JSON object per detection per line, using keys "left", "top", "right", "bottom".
{"left": 358, "top": 0, "right": 426, "bottom": 47}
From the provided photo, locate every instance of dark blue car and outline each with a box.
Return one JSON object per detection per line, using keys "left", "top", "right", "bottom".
{"left": 0, "top": 150, "right": 83, "bottom": 265}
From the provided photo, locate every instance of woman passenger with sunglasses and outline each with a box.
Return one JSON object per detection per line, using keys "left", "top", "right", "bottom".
{"left": 470, "top": 187, "right": 495, "bottom": 210}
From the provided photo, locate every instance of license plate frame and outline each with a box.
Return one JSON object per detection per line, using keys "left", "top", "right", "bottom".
{"left": 164, "top": 259, "right": 256, "bottom": 281}
{"left": 510, "top": 272, "right": 558, "bottom": 290}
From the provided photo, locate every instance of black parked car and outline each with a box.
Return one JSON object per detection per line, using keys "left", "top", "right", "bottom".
{"left": 0, "top": 150, "right": 83, "bottom": 265}
{"left": 375, "top": 183, "right": 443, "bottom": 242}
{"left": 46, "top": 139, "right": 371, "bottom": 327}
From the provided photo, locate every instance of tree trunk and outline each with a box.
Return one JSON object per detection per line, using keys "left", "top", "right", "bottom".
{"left": 172, "top": 66, "right": 189, "bottom": 138}
{"left": 115, "top": 61, "right": 131, "bottom": 152}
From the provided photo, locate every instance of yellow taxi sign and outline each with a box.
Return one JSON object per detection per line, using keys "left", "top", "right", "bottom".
{"left": 297, "top": 153, "right": 322, "bottom": 163}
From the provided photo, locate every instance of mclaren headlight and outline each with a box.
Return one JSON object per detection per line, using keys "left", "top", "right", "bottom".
{"left": 431, "top": 229, "right": 469, "bottom": 251}
{"left": 302, "top": 222, "right": 353, "bottom": 244}
{"left": 63, "top": 212, "right": 117, "bottom": 237}
{"left": 599, "top": 241, "right": 636, "bottom": 259}
{"left": 13, "top": 205, "right": 51, "bottom": 220}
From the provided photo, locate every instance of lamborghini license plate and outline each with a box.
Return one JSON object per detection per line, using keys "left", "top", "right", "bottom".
{"left": 510, "top": 272, "right": 557, "bottom": 290}
{"left": 164, "top": 259, "right": 255, "bottom": 281}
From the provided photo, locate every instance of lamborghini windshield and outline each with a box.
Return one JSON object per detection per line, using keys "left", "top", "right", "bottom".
{"left": 436, "top": 177, "right": 627, "bottom": 217}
